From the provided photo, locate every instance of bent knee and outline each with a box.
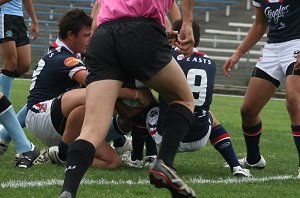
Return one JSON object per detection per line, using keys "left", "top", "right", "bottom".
{"left": 286, "top": 95, "right": 300, "bottom": 113}
{"left": 108, "top": 157, "right": 122, "bottom": 169}
{"left": 240, "top": 105, "right": 258, "bottom": 120}
{"left": 172, "top": 98, "right": 195, "bottom": 112}
{"left": 92, "top": 156, "right": 122, "bottom": 169}
{"left": 16, "top": 65, "right": 30, "bottom": 75}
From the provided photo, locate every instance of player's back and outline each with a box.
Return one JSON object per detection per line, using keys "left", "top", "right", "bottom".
{"left": 172, "top": 48, "right": 216, "bottom": 111}
{"left": 158, "top": 48, "right": 217, "bottom": 142}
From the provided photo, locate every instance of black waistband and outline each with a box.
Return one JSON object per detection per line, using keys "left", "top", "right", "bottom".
{"left": 100, "top": 17, "right": 158, "bottom": 27}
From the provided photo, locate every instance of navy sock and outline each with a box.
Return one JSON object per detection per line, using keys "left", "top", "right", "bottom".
{"left": 210, "top": 125, "right": 240, "bottom": 168}
{"left": 158, "top": 103, "right": 194, "bottom": 167}
{"left": 131, "top": 127, "right": 146, "bottom": 161}
{"left": 58, "top": 140, "right": 69, "bottom": 161}
{"left": 145, "top": 133, "right": 157, "bottom": 156}
{"left": 292, "top": 125, "right": 300, "bottom": 167}
{"left": 62, "top": 139, "right": 95, "bottom": 197}
{"left": 243, "top": 122, "right": 262, "bottom": 164}
{"left": 113, "top": 136, "right": 126, "bottom": 148}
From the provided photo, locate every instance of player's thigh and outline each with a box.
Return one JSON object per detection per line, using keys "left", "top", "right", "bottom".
{"left": 16, "top": 44, "right": 31, "bottom": 73}
{"left": 285, "top": 63, "right": 300, "bottom": 103}
{"left": 286, "top": 74, "right": 300, "bottom": 98}
{"left": 79, "top": 80, "right": 123, "bottom": 147}
{"left": 61, "top": 88, "right": 86, "bottom": 117}
{"left": 285, "top": 74, "right": 300, "bottom": 124}
{"left": 242, "top": 77, "right": 276, "bottom": 116}
{"left": 0, "top": 41, "right": 17, "bottom": 69}
{"left": 143, "top": 57, "right": 194, "bottom": 109}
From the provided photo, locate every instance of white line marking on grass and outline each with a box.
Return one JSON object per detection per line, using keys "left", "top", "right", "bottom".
{"left": 1, "top": 175, "right": 298, "bottom": 189}
{"left": 214, "top": 94, "right": 285, "bottom": 101}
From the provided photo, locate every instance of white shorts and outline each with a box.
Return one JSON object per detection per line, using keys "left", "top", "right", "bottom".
{"left": 256, "top": 39, "right": 300, "bottom": 83}
{"left": 25, "top": 99, "right": 61, "bottom": 147}
{"left": 146, "top": 106, "right": 211, "bottom": 153}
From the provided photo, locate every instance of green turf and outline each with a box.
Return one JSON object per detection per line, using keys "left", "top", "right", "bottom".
{"left": 0, "top": 79, "right": 298, "bottom": 198}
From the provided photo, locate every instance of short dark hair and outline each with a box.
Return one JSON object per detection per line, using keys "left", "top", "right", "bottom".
{"left": 58, "top": 9, "right": 92, "bottom": 39}
{"left": 172, "top": 20, "right": 200, "bottom": 47}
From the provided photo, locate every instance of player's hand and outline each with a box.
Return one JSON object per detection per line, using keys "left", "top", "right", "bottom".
{"left": 30, "top": 21, "right": 39, "bottom": 41}
{"left": 166, "top": 30, "right": 179, "bottom": 46}
{"left": 294, "top": 53, "right": 300, "bottom": 70}
{"left": 223, "top": 50, "right": 242, "bottom": 78}
{"left": 115, "top": 100, "right": 143, "bottom": 119}
{"left": 136, "top": 89, "right": 153, "bottom": 108}
{"left": 175, "top": 22, "right": 194, "bottom": 57}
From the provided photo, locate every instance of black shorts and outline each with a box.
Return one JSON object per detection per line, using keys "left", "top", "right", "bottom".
{"left": 0, "top": 14, "right": 30, "bottom": 47}
{"left": 252, "top": 67, "right": 280, "bottom": 88}
{"left": 50, "top": 95, "right": 66, "bottom": 136}
{"left": 85, "top": 17, "right": 172, "bottom": 84}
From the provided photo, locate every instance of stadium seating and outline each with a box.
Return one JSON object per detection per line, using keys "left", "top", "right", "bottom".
{"left": 194, "top": 6, "right": 219, "bottom": 23}
{"left": 195, "top": 0, "right": 240, "bottom": 16}
{"left": 3, "top": 0, "right": 262, "bottom": 87}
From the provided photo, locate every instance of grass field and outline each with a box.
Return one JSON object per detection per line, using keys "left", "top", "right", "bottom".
{"left": 0, "top": 79, "right": 298, "bottom": 198}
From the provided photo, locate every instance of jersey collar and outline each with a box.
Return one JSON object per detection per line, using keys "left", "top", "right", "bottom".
{"left": 55, "top": 38, "right": 75, "bottom": 55}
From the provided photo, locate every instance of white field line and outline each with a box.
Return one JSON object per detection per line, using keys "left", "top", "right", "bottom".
{"left": 214, "top": 93, "right": 285, "bottom": 101}
{"left": 1, "top": 175, "right": 298, "bottom": 189}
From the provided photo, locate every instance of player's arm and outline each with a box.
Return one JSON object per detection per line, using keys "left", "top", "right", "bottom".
{"left": 165, "top": 15, "right": 172, "bottom": 31}
{"left": 72, "top": 69, "right": 87, "bottom": 87}
{"left": 0, "top": 0, "right": 12, "bottom": 5}
{"left": 119, "top": 88, "right": 138, "bottom": 100}
{"left": 23, "top": 0, "right": 39, "bottom": 40}
{"left": 91, "top": 1, "right": 100, "bottom": 35}
{"left": 176, "top": 0, "right": 194, "bottom": 56}
{"left": 119, "top": 88, "right": 153, "bottom": 108}
{"left": 169, "top": 1, "right": 181, "bottom": 22}
{"left": 165, "top": 1, "right": 181, "bottom": 46}
{"left": 234, "top": 7, "right": 267, "bottom": 58}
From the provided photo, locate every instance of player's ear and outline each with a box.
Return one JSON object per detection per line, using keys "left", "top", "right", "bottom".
{"left": 67, "top": 31, "right": 75, "bottom": 41}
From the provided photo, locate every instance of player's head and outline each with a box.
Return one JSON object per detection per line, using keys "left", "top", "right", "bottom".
{"left": 58, "top": 9, "right": 92, "bottom": 54}
{"left": 172, "top": 20, "right": 200, "bottom": 47}
{"left": 58, "top": 9, "right": 92, "bottom": 39}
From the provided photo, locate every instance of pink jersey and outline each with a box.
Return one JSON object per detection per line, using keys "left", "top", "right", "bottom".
{"left": 97, "top": 0, "right": 173, "bottom": 26}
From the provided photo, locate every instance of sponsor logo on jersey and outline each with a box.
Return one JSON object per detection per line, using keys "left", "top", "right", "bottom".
{"left": 176, "top": 54, "right": 212, "bottom": 64}
{"left": 264, "top": 5, "right": 289, "bottom": 24}
{"left": 186, "top": 56, "right": 212, "bottom": 64}
{"left": 64, "top": 57, "right": 82, "bottom": 67}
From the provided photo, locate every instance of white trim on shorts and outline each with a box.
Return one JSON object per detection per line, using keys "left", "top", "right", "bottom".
{"left": 256, "top": 39, "right": 300, "bottom": 83}
{"left": 25, "top": 99, "right": 61, "bottom": 146}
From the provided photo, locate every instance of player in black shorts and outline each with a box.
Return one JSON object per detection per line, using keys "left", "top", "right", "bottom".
{"left": 0, "top": 0, "right": 39, "bottom": 168}
{"left": 0, "top": 0, "right": 38, "bottom": 99}
{"left": 60, "top": 1, "right": 197, "bottom": 198}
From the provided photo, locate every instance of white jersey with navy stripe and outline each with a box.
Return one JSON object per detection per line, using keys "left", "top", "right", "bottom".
{"left": 0, "top": 0, "right": 23, "bottom": 16}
